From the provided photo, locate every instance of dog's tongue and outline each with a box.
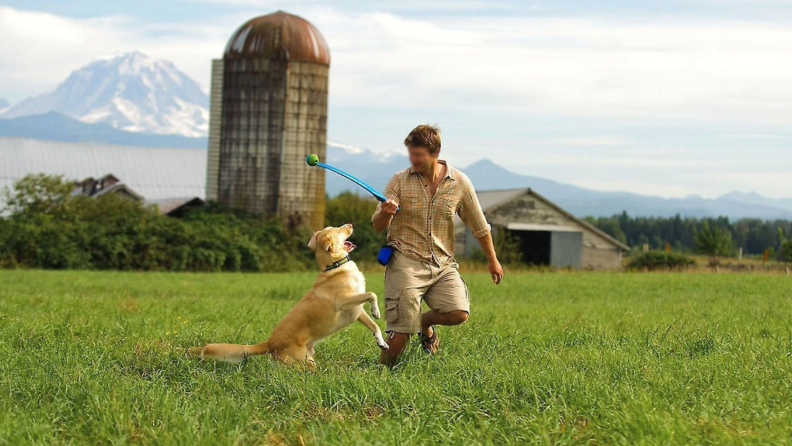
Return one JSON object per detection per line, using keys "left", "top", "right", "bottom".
{"left": 343, "top": 241, "right": 356, "bottom": 252}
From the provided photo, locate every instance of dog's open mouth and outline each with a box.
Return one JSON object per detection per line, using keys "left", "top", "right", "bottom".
{"left": 343, "top": 241, "right": 356, "bottom": 252}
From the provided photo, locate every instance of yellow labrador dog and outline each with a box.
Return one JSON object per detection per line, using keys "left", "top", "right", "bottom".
{"left": 200, "top": 224, "right": 388, "bottom": 367}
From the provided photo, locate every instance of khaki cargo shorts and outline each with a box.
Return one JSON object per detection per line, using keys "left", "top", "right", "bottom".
{"left": 384, "top": 250, "right": 470, "bottom": 334}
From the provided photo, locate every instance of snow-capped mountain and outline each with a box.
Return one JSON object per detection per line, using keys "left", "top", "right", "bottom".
{"left": 0, "top": 99, "right": 9, "bottom": 113}
{"left": 0, "top": 52, "right": 208, "bottom": 137}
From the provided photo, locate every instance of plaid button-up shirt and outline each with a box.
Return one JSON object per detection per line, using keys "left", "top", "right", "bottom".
{"left": 372, "top": 160, "right": 491, "bottom": 266}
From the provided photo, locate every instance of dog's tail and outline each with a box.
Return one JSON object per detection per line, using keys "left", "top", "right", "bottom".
{"left": 200, "top": 341, "right": 270, "bottom": 363}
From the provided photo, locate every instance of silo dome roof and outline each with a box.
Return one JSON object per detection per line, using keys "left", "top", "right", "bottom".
{"left": 224, "top": 11, "right": 330, "bottom": 66}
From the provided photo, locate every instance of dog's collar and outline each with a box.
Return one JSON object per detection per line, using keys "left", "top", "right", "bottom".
{"left": 325, "top": 256, "right": 351, "bottom": 272}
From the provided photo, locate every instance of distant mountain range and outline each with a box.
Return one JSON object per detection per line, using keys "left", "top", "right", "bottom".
{"left": 0, "top": 51, "right": 788, "bottom": 220}
{"left": 325, "top": 144, "right": 792, "bottom": 220}
{"left": 0, "top": 52, "right": 208, "bottom": 137}
{"left": 0, "top": 112, "right": 206, "bottom": 149}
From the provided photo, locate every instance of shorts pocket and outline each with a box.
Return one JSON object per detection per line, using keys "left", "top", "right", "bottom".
{"left": 384, "top": 291, "right": 400, "bottom": 324}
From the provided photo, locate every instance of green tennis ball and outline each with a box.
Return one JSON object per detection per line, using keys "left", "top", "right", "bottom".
{"left": 306, "top": 154, "right": 320, "bottom": 166}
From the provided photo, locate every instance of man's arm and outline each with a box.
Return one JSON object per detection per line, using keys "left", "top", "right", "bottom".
{"left": 458, "top": 179, "right": 503, "bottom": 284}
{"left": 475, "top": 231, "right": 503, "bottom": 284}
{"left": 372, "top": 175, "right": 400, "bottom": 233}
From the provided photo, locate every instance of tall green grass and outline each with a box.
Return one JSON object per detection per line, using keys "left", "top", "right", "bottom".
{"left": 0, "top": 270, "right": 790, "bottom": 445}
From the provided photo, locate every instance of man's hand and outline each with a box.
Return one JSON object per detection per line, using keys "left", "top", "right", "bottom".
{"left": 488, "top": 258, "right": 503, "bottom": 285}
{"left": 372, "top": 198, "right": 399, "bottom": 233}
{"left": 380, "top": 199, "right": 399, "bottom": 216}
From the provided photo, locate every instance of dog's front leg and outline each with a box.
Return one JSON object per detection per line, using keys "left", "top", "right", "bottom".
{"left": 340, "top": 292, "right": 381, "bottom": 319}
{"left": 357, "top": 311, "right": 389, "bottom": 350}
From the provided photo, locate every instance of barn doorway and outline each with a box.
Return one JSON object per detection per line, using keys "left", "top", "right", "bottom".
{"left": 506, "top": 230, "right": 551, "bottom": 266}
{"left": 504, "top": 225, "right": 583, "bottom": 268}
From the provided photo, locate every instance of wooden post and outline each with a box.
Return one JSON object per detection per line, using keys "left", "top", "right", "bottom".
{"left": 787, "top": 267, "right": 790, "bottom": 275}
{"left": 738, "top": 247, "right": 743, "bottom": 263}
{"left": 643, "top": 244, "right": 649, "bottom": 253}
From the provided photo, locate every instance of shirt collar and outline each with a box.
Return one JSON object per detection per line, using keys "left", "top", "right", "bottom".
{"left": 408, "top": 160, "right": 456, "bottom": 180}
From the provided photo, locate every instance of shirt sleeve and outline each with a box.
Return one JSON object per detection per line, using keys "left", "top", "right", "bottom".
{"left": 457, "top": 178, "right": 491, "bottom": 238}
{"left": 371, "top": 173, "right": 401, "bottom": 223}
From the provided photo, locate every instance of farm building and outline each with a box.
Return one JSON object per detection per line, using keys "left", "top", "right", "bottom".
{"left": 206, "top": 10, "right": 331, "bottom": 230}
{"left": 0, "top": 137, "right": 206, "bottom": 217}
{"left": 455, "top": 188, "right": 629, "bottom": 270}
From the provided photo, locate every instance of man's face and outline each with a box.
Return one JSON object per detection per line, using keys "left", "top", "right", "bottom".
{"left": 408, "top": 145, "right": 438, "bottom": 174}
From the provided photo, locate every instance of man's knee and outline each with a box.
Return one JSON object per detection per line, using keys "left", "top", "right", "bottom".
{"left": 449, "top": 310, "right": 469, "bottom": 325}
{"left": 453, "top": 310, "right": 470, "bottom": 324}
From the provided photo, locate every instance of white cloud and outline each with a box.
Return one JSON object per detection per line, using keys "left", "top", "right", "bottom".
{"left": 537, "top": 137, "right": 632, "bottom": 147}
{"left": 316, "top": 12, "right": 792, "bottom": 125}
{"left": 4, "top": 5, "right": 792, "bottom": 127}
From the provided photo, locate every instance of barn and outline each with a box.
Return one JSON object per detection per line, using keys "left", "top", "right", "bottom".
{"left": 0, "top": 137, "right": 206, "bottom": 216}
{"left": 455, "top": 188, "right": 629, "bottom": 270}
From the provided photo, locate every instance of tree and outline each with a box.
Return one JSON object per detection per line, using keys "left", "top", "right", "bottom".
{"left": 694, "top": 220, "right": 733, "bottom": 264}
{"left": 2, "top": 173, "right": 76, "bottom": 216}
{"left": 780, "top": 228, "right": 792, "bottom": 262}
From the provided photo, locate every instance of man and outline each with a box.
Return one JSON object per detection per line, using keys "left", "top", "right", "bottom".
{"left": 371, "top": 124, "right": 503, "bottom": 367}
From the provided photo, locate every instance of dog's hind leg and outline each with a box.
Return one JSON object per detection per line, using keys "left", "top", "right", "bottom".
{"left": 340, "top": 292, "right": 381, "bottom": 319}
{"left": 357, "top": 312, "right": 389, "bottom": 350}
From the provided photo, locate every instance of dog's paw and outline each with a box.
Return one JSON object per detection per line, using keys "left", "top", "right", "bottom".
{"left": 374, "top": 332, "right": 389, "bottom": 350}
{"left": 371, "top": 306, "right": 381, "bottom": 319}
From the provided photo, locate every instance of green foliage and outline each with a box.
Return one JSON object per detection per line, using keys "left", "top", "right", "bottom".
{"left": 1, "top": 173, "right": 76, "bottom": 215}
{"left": 627, "top": 251, "right": 695, "bottom": 271}
{"left": 780, "top": 228, "right": 792, "bottom": 262}
{"left": 694, "top": 220, "right": 734, "bottom": 258}
{"left": 589, "top": 211, "right": 792, "bottom": 258}
{"left": 0, "top": 174, "right": 314, "bottom": 272}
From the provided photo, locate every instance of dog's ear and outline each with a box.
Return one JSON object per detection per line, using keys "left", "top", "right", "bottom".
{"left": 307, "top": 232, "right": 318, "bottom": 250}
{"left": 322, "top": 234, "right": 334, "bottom": 252}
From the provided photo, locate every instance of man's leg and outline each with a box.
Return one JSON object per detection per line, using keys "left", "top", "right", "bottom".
{"left": 379, "top": 332, "right": 412, "bottom": 367}
{"left": 421, "top": 310, "right": 469, "bottom": 336}
{"left": 380, "top": 288, "right": 422, "bottom": 366}
{"left": 380, "top": 251, "right": 428, "bottom": 367}
{"left": 421, "top": 262, "right": 471, "bottom": 353}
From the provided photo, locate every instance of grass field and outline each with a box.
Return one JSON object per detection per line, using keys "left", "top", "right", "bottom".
{"left": 1, "top": 269, "right": 791, "bottom": 445}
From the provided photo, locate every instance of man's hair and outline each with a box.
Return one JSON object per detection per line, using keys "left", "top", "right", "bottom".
{"left": 404, "top": 124, "right": 441, "bottom": 155}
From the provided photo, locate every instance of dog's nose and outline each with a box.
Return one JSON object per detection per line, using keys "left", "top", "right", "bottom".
{"left": 344, "top": 223, "right": 353, "bottom": 229}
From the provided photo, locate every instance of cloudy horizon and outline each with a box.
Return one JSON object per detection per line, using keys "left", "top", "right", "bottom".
{"left": 0, "top": 1, "right": 790, "bottom": 200}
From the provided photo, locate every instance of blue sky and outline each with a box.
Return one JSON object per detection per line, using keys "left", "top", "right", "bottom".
{"left": 1, "top": 0, "right": 791, "bottom": 199}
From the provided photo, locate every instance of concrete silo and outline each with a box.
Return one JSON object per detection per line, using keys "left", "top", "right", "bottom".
{"left": 206, "top": 10, "right": 330, "bottom": 230}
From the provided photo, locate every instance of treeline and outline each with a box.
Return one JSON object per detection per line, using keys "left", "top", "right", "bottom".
{"left": 586, "top": 211, "right": 792, "bottom": 259}
{"left": 0, "top": 174, "right": 385, "bottom": 271}
{"left": 3, "top": 174, "right": 789, "bottom": 270}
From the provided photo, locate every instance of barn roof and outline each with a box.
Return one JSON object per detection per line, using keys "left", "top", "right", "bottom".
{"left": 466, "top": 187, "right": 630, "bottom": 252}
{"left": 145, "top": 197, "right": 205, "bottom": 216}
{"left": 0, "top": 137, "right": 206, "bottom": 201}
